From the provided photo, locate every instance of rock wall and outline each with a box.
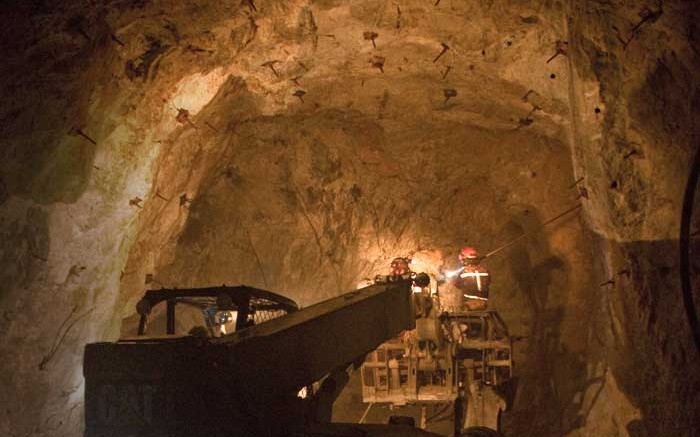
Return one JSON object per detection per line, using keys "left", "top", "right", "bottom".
{"left": 0, "top": 1, "right": 697, "bottom": 436}
{"left": 563, "top": 1, "right": 700, "bottom": 435}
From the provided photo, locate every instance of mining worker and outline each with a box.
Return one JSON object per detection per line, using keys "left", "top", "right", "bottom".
{"left": 380, "top": 257, "right": 432, "bottom": 317}
{"left": 390, "top": 256, "right": 411, "bottom": 277}
{"left": 361, "top": 257, "right": 409, "bottom": 288}
{"left": 455, "top": 247, "right": 490, "bottom": 310}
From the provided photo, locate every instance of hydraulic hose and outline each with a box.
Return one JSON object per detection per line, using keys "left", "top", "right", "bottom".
{"left": 680, "top": 142, "right": 700, "bottom": 356}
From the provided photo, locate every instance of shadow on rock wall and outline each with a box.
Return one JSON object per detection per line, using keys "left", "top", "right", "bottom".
{"left": 0, "top": 205, "right": 50, "bottom": 302}
{"left": 498, "top": 211, "right": 593, "bottom": 437}
{"left": 604, "top": 238, "right": 700, "bottom": 436}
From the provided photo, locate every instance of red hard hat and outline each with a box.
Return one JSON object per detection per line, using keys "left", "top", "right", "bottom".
{"left": 390, "top": 257, "right": 410, "bottom": 275}
{"left": 459, "top": 246, "right": 479, "bottom": 262}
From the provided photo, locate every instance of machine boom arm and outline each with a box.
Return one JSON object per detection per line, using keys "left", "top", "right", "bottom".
{"left": 84, "top": 281, "right": 417, "bottom": 437}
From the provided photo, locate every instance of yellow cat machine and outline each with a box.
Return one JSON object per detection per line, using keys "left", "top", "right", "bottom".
{"left": 361, "top": 288, "right": 513, "bottom": 434}
{"left": 84, "top": 278, "right": 508, "bottom": 437}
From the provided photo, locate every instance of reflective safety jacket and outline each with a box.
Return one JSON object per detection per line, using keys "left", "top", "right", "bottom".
{"left": 454, "top": 263, "right": 490, "bottom": 300}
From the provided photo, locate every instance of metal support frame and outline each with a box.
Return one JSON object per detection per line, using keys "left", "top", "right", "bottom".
{"left": 133, "top": 285, "right": 299, "bottom": 337}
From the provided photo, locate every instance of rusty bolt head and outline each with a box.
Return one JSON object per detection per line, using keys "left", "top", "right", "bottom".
{"left": 363, "top": 31, "right": 378, "bottom": 41}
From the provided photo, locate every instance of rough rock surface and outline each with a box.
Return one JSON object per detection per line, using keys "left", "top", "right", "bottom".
{"left": 0, "top": 1, "right": 698, "bottom": 436}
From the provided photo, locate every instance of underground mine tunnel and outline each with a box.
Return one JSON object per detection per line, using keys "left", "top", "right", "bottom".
{"left": 1, "top": 0, "right": 700, "bottom": 436}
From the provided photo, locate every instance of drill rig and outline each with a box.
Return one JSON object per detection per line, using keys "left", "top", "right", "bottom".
{"left": 85, "top": 277, "right": 507, "bottom": 437}
{"left": 361, "top": 280, "right": 513, "bottom": 433}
